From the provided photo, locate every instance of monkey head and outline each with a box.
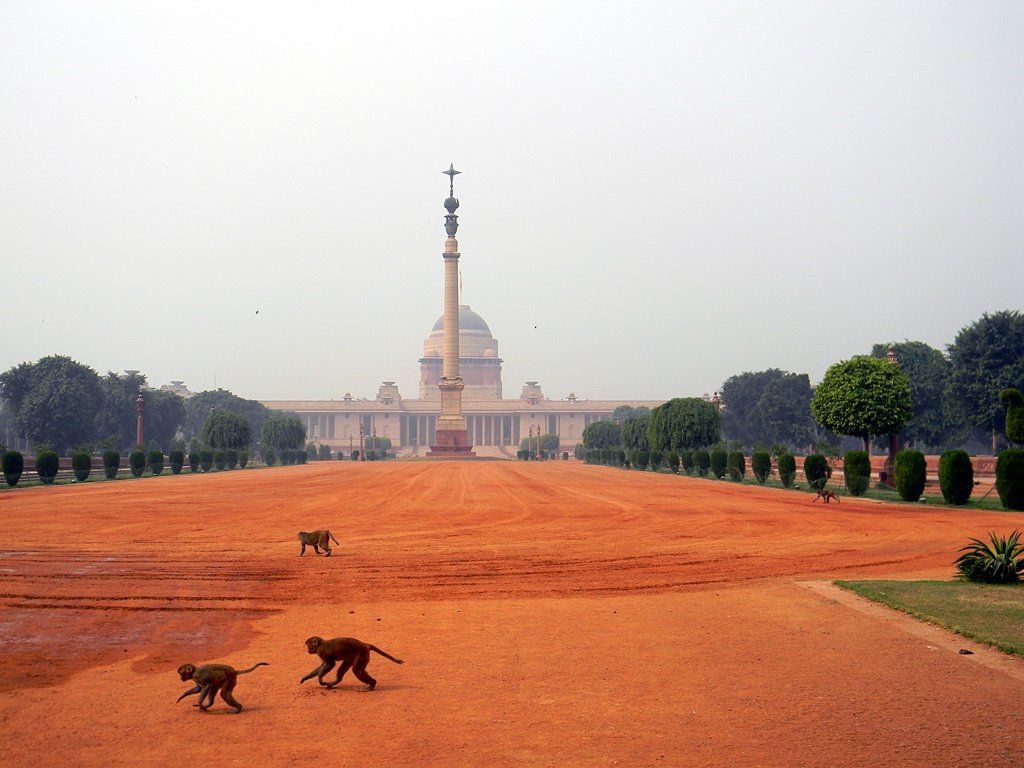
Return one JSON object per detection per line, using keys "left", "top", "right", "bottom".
{"left": 304, "top": 636, "right": 323, "bottom": 655}
{"left": 177, "top": 663, "right": 197, "bottom": 681}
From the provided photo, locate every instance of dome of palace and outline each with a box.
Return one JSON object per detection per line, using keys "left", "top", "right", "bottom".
{"left": 430, "top": 305, "right": 491, "bottom": 334}
{"left": 423, "top": 304, "right": 499, "bottom": 360}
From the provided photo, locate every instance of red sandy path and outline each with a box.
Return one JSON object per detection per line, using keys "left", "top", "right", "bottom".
{"left": 0, "top": 461, "right": 1021, "bottom": 767}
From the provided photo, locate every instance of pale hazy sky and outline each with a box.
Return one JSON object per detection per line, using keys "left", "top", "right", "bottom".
{"left": 2, "top": 1, "right": 1022, "bottom": 402}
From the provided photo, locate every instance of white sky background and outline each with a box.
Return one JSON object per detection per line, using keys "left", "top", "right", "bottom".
{"left": 1, "top": 1, "right": 1021, "bottom": 402}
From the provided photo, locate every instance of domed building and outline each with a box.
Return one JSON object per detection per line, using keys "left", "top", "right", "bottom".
{"left": 261, "top": 308, "right": 660, "bottom": 457}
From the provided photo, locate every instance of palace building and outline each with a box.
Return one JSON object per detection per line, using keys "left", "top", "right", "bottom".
{"left": 259, "top": 304, "right": 662, "bottom": 457}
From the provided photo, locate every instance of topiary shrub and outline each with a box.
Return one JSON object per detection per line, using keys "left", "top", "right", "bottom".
{"left": 36, "top": 450, "right": 60, "bottom": 484}
{"left": 169, "top": 450, "right": 184, "bottom": 475}
{"left": 694, "top": 450, "right": 710, "bottom": 477}
{"left": 351, "top": 449, "right": 359, "bottom": 461}
{"left": 635, "top": 450, "right": 650, "bottom": 469}
{"left": 667, "top": 451, "right": 680, "bottom": 473}
{"left": 777, "top": 453, "right": 796, "bottom": 488}
{"left": 803, "top": 454, "right": 831, "bottom": 490}
{"left": 214, "top": 451, "right": 226, "bottom": 471}
{"left": 129, "top": 450, "right": 146, "bottom": 478}
{"left": 187, "top": 451, "right": 199, "bottom": 473}
{"left": 894, "top": 449, "right": 927, "bottom": 502}
{"left": 727, "top": 451, "right": 745, "bottom": 481}
{"left": 955, "top": 530, "right": 1022, "bottom": 583}
{"left": 297, "top": 450, "right": 308, "bottom": 464}
{"left": 72, "top": 452, "right": 92, "bottom": 482}
{"left": 1000, "top": 388, "right": 1024, "bottom": 445}
{"left": 751, "top": 450, "right": 771, "bottom": 484}
{"left": 938, "top": 450, "right": 973, "bottom": 506}
{"left": 3, "top": 450, "right": 24, "bottom": 486}
{"left": 680, "top": 450, "right": 694, "bottom": 475}
{"left": 843, "top": 450, "right": 871, "bottom": 497}
{"left": 263, "top": 448, "right": 276, "bottom": 466}
{"left": 649, "top": 450, "right": 663, "bottom": 471}
{"left": 239, "top": 451, "right": 249, "bottom": 469}
{"left": 103, "top": 450, "right": 120, "bottom": 479}
{"left": 147, "top": 450, "right": 164, "bottom": 476}
{"left": 995, "top": 449, "right": 1024, "bottom": 511}
{"left": 710, "top": 450, "right": 727, "bottom": 479}
{"left": 200, "top": 450, "right": 214, "bottom": 472}
{"left": 319, "top": 444, "right": 332, "bottom": 460}
{"left": 226, "top": 449, "right": 238, "bottom": 470}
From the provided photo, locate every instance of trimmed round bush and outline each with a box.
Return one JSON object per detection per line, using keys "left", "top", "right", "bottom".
{"left": 264, "top": 448, "right": 277, "bottom": 466}
{"left": 649, "top": 450, "right": 663, "bottom": 470}
{"left": 239, "top": 451, "right": 249, "bottom": 469}
{"left": 680, "top": 450, "right": 694, "bottom": 475}
{"left": 297, "top": 450, "right": 308, "bottom": 464}
{"left": 894, "top": 449, "right": 927, "bottom": 502}
{"left": 214, "top": 451, "right": 226, "bottom": 471}
{"left": 777, "top": 453, "right": 796, "bottom": 488}
{"left": 169, "top": 450, "right": 184, "bottom": 475}
{"left": 710, "top": 450, "right": 727, "bottom": 479}
{"left": 844, "top": 450, "right": 871, "bottom": 497}
{"left": 995, "top": 449, "right": 1024, "bottom": 511}
{"left": 727, "top": 451, "right": 745, "bottom": 481}
{"left": 938, "top": 450, "right": 973, "bottom": 506}
{"left": 147, "top": 450, "right": 164, "bottom": 477}
{"left": 1001, "top": 388, "right": 1024, "bottom": 445}
{"left": 36, "top": 451, "right": 59, "bottom": 484}
{"left": 3, "top": 450, "right": 24, "bottom": 486}
{"left": 187, "top": 451, "right": 199, "bottom": 473}
{"left": 694, "top": 450, "right": 710, "bottom": 476}
{"left": 72, "top": 452, "right": 92, "bottom": 482}
{"left": 103, "top": 450, "right": 120, "bottom": 480}
{"left": 200, "top": 450, "right": 214, "bottom": 472}
{"left": 667, "top": 451, "right": 680, "bottom": 473}
{"left": 129, "top": 450, "right": 146, "bottom": 478}
{"left": 751, "top": 450, "right": 771, "bottom": 484}
{"left": 226, "top": 449, "right": 238, "bottom": 470}
{"left": 803, "top": 454, "right": 831, "bottom": 490}
{"left": 636, "top": 450, "right": 650, "bottom": 469}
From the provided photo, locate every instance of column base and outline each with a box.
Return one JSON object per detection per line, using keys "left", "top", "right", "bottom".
{"left": 426, "top": 429, "right": 476, "bottom": 458}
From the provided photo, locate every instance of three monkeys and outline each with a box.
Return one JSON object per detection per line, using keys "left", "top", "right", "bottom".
{"left": 176, "top": 636, "right": 402, "bottom": 713}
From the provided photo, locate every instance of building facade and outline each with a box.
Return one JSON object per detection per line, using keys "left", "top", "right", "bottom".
{"left": 260, "top": 305, "right": 662, "bottom": 456}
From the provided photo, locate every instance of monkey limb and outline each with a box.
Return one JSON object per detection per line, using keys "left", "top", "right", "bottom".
{"left": 300, "top": 636, "right": 402, "bottom": 690}
{"left": 176, "top": 662, "right": 269, "bottom": 712}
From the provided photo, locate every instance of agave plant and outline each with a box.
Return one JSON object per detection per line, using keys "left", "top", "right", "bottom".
{"left": 954, "top": 530, "right": 1024, "bottom": 584}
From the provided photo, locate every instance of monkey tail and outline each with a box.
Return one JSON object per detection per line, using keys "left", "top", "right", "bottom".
{"left": 369, "top": 646, "right": 403, "bottom": 664}
{"left": 329, "top": 531, "right": 340, "bottom": 545}
{"left": 237, "top": 662, "right": 270, "bottom": 675}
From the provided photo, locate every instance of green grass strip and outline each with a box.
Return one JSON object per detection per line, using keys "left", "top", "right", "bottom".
{"left": 836, "top": 579, "right": 1024, "bottom": 657}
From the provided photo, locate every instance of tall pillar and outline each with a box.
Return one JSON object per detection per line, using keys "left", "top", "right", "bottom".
{"left": 428, "top": 164, "right": 474, "bottom": 456}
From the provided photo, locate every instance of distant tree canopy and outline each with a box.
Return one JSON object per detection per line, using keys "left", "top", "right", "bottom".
{"left": 811, "top": 356, "right": 912, "bottom": 453}
{"left": 93, "top": 372, "right": 185, "bottom": 452}
{"left": 647, "top": 397, "right": 720, "bottom": 452}
{"left": 611, "top": 405, "right": 650, "bottom": 424}
{"left": 582, "top": 420, "right": 621, "bottom": 450}
{"left": 259, "top": 414, "right": 306, "bottom": 451}
{"left": 0, "top": 355, "right": 103, "bottom": 454}
{"left": 619, "top": 414, "right": 650, "bottom": 452}
{"left": 946, "top": 310, "right": 1024, "bottom": 445}
{"left": 720, "top": 369, "right": 814, "bottom": 451}
{"left": 870, "top": 341, "right": 960, "bottom": 451}
{"left": 197, "top": 410, "right": 252, "bottom": 450}
{"left": 183, "top": 389, "right": 276, "bottom": 447}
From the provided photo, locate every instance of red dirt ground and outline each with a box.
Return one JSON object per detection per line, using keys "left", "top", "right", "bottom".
{"left": 0, "top": 461, "right": 1021, "bottom": 767}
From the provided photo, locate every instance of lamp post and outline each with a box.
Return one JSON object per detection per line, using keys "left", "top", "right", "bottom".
{"left": 135, "top": 388, "right": 144, "bottom": 447}
{"left": 358, "top": 420, "right": 365, "bottom": 462}
{"left": 883, "top": 346, "right": 899, "bottom": 484}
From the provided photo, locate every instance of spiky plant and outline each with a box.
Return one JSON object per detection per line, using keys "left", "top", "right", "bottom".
{"left": 954, "top": 530, "right": 1024, "bottom": 584}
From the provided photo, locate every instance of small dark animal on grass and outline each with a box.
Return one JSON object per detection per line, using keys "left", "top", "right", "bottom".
{"left": 812, "top": 489, "right": 840, "bottom": 504}
{"left": 300, "top": 636, "right": 403, "bottom": 690}
{"left": 176, "top": 662, "right": 268, "bottom": 712}
{"left": 297, "top": 529, "right": 340, "bottom": 556}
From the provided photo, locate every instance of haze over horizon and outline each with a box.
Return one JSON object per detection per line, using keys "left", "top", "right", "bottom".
{"left": 3, "top": 2, "right": 1021, "bottom": 404}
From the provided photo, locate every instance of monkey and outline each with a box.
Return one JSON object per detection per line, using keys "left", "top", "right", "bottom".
{"left": 176, "top": 661, "right": 268, "bottom": 712}
{"left": 812, "top": 488, "right": 840, "bottom": 504}
{"left": 300, "top": 636, "right": 403, "bottom": 690}
{"left": 297, "top": 529, "right": 340, "bottom": 557}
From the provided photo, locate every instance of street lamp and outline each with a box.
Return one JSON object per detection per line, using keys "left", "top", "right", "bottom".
{"left": 883, "top": 347, "right": 899, "bottom": 485}
{"left": 135, "top": 388, "right": 145, "bottom": 447}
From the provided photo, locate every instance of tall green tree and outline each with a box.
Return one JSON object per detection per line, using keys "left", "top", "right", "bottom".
{"left": 611, "top": 405, "right": 650, "bottom": 424}
{"left": 183, "top": 389, "right": 276, "bottom": 446}
{"left": 620, "top": 414, "right": 650, "bottom": 452}
{"left": 581, "top": 420, "right": 620, "bottom": 449}
{"left": 0, "top": 356, "right": 103, "bottom": 454}
{"left": 870, "top": 341, "right": 960, "bottom": 450}
{"left": 647, "top": 397, "right": 720, "bottom": 453}
{"left": 198, "top": 410, "right": 252, "bottom": 450}
{"left": 946, "top": 310, "right": 1024, "bottom": 447}
{"left": 811, "top": 356, "right": 912, "bottom": 453}
{"left": 749, "top": 372, "right": 815, "bottom": 451}
{"left": 259, "top": 414, "right": 306, "bottom": 451}
{"left": 720, "top": 370, "right": 786, "bottom": 448}
{"left": 94, "top": 371, "right": 147, "bottom": 449}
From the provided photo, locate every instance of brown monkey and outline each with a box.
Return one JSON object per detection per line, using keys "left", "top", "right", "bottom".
{"left": 812, "top": 488, "right": 840, "bottom": 504}
{"left": 176, "top": 662, "right": 268, "bottom": 712}
{"left": 297, "top": 529, "right": 340, "bottom": 557}
{"left": 300, "top": 636, "right": 402, "bottom": 690}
